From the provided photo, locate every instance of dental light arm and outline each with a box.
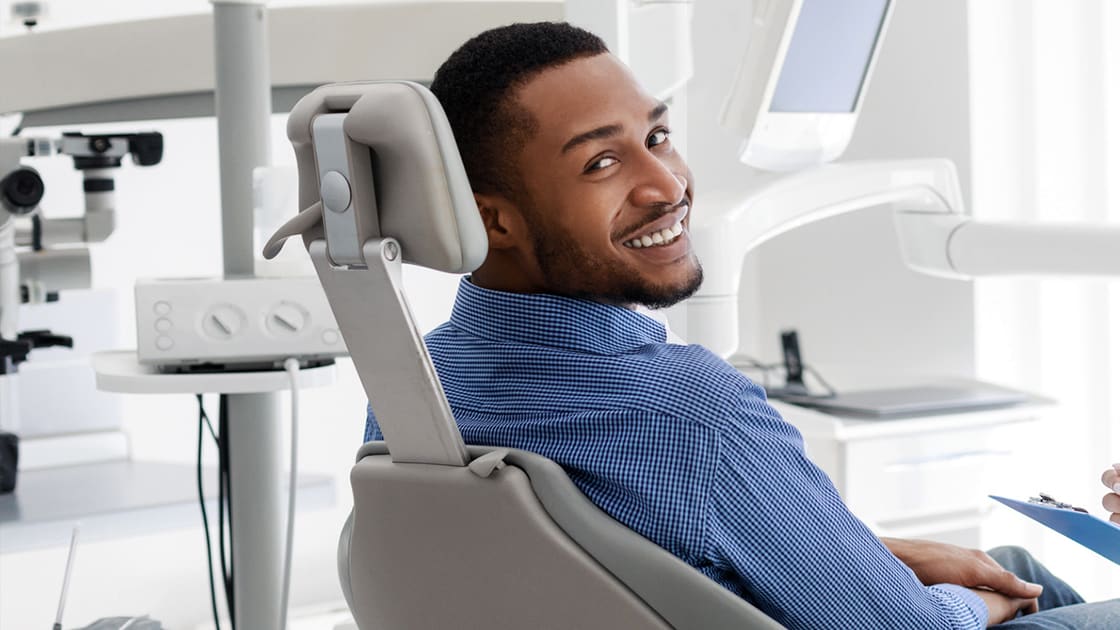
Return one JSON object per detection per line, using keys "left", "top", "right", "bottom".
{"left": 686, "top": 159, "right": 963, "bottom": 357}
{"left": 686, "top": 158, "right": 1120, "bottom": 358}
{"left": 264, "top": 81, "right": 487, "bottom": 466}
{"left": 895, "top": 212, "right": 1120, "bottom": 280}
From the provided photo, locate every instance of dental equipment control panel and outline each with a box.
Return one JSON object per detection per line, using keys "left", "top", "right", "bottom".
{"left": 135, "top": 276, "right": 346, "bottom": 371}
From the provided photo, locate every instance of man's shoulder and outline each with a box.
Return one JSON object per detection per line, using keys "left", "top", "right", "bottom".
{"left": 423, "top": 319, "right": 770, "bottom": 425}
{"left": 630, "top": 341, "right": 744, "bottom": 383}
{"left": 627, "top": 342, "right": 764, "bottom": 415}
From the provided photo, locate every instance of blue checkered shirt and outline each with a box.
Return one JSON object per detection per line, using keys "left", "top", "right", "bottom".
{"left": 364, "top": 278, "right": 988, "bottom": 629}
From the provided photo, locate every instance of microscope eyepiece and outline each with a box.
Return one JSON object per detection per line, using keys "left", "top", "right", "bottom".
{"left": 1, "top": 167, "right": 44, "bottom": 214}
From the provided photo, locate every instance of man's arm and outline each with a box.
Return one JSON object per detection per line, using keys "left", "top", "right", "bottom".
{"left": 880, "top": 537, "right": 1042, "bottom": 603}
{"left": 706, "top": 393, "right": 990, "bottom": 630}
{"left": 969, "top": 588, "right": 1040, "bottom": 626}
{"left": 1103, "top": 464, "right": 1120, "bottom": 524}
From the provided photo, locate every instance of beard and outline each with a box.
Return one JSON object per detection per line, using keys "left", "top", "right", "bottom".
{"left": 525, "top": 213, "right": 704, "bottom": 309}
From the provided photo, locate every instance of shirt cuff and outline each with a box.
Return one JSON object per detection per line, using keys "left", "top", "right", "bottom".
{"left": 931, "top": 583, "right": 988, "bottom": 629}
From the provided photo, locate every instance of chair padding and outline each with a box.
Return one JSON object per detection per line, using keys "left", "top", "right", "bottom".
{"left": 345, "top": 448, "right": 671, "bottom": 629}
{"left": 343, "top": 443, "right": 784, "bottom": 630}
{"left": 287, "top": 81, "right": 488, "bottom": 273}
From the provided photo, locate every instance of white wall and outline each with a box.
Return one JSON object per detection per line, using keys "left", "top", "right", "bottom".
{"left": 968, "top": 0, "right": 1120, "bottom": 602}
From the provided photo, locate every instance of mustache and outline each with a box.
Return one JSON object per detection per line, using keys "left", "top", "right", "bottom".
{"left": 613, "top": 199, "right": 690, "bottom": 241}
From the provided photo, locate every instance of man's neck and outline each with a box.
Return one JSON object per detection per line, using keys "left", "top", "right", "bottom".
{"left": 469, "top": 268, "right": 638, "bottom": 311}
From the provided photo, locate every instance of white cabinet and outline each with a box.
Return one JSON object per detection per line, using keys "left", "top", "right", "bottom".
{"left": 771, "top": 399, "right": 1043, "bottom": 547}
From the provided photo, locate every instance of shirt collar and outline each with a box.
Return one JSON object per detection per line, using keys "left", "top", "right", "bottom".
{"left": 447, "top": 277, "right": 668, "bottom": 355}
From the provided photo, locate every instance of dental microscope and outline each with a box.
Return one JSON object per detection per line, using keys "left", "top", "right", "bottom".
{"left": 0, "top": 130, "right": 162, "bottom": 458}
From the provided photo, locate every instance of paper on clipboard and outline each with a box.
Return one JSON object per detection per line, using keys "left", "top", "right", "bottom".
{"left": 991, "top": 495, "right": 1120, "bottom": 565}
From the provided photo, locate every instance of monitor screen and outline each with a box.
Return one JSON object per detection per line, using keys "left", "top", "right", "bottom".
{"left": 769, "top": 0, "right": 890, "bottom": 113}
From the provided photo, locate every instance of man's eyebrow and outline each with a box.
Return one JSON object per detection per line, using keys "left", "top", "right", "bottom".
{"left": 560, "top": 123, "right": 623, "bottom": 155}
{"left": 559, "top": 102, "right": 670, "bottom": 156}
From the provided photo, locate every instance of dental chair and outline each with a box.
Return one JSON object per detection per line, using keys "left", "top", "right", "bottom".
{"left": 265, "top": 81, "right": 784, "bottom": 630}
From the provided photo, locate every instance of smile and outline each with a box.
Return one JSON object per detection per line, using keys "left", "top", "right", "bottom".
{"left": 623, "top": 218, "right": 685, "bottom": 249}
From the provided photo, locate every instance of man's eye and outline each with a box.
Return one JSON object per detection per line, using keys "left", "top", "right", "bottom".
{"left": 648, "top": 129, "right": 672, "bottom": 148}
{"left": 586, "top": 156, "right": 619, "bottom": 172}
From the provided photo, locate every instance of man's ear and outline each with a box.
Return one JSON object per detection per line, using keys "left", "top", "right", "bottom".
{"left": 474, "top": 192, "right": 527, "bottom": 250}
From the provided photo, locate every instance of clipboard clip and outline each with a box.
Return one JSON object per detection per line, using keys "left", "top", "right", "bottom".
{"left": 1029, "top": 492, "right": 1089, "bottom": 514}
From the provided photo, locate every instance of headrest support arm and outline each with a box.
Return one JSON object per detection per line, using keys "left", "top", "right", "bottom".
{"left": 266, "top": 81, "right": 487, "bottom": 466}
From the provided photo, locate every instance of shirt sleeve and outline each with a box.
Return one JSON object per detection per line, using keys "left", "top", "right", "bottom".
{"left": 706, "top": 389, "right": 988, "bottom": 630}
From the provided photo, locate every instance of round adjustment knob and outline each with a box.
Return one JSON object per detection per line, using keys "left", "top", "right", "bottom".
{"left": 322, "top": 329, "right": 340, "bottom": 345}
{"left": 155, "top": 318, "right": 172, "bottom": 333}
{"left": 321, "top": 170, "right": 352, "bottom": 214}
{"left": 267, "top": 303, "right": 308, "bottom": 336}
{"left": 155, "top": 336, "right": 174, "bottom": 351}
{"left": 202, "top": 304, "right": 245, "bottom": 340}
{"left": 153, "top": 301, "right": 171, "bottom": 316}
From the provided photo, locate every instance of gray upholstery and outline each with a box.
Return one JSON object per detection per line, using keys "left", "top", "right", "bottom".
{"left": 284, "top": 81, "right": 487, "bottom": 273}
{"left": 342, "top": 443, "right": 785, "bottom": 630}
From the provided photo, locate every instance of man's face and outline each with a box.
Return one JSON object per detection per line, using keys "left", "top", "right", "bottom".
{"left": 508, "top": 53, "right": 702, "bottom": 309}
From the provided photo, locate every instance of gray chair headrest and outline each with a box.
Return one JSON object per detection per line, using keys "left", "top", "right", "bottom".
{"left": 265, "top": 81, "right": 487, "bottom": 273}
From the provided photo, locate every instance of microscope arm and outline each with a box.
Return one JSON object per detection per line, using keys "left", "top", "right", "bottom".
{"left": 0, "top": 215, "right": 19, "bottom": 341}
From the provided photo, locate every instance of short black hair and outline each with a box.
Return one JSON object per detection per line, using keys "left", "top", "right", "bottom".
{"left": 430, "top": 22, "right": 608, "bottom": 197}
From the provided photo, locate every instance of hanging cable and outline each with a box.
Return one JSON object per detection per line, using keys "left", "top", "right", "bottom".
{"left": 196, "top": 395, "right": 222, "bottom": 630}
{"left": 278, "top": 357, "right": 302, "bottom": 630}
{"left": 218, "top": 394, "right": 236, "bottom": 629}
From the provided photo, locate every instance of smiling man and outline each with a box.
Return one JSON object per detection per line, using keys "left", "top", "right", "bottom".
{"left": 364, "top": 22, "right": 1117, "bottom": 629}
{"left": 463, "top": 44, "right": 700, "bottom": 309}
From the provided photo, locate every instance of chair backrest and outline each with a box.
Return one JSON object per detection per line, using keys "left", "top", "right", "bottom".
{"left": 268, "top": 81, "right": 783, "bottom": 630}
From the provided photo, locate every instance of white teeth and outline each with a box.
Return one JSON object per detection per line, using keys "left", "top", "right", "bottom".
{"left": 623, "top": 220, "right": 686, "bottom": 249}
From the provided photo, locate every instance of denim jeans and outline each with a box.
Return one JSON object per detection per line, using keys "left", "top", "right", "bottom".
{"left": 989, "top": 546, "right": 1120, "bottom": 629}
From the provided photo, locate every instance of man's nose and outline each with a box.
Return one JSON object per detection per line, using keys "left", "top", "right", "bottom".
{"left": 629, "top": 153, "right": 687, "bottom": 208}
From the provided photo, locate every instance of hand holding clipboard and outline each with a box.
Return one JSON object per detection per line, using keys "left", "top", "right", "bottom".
{"left": 1103, "top": 464, "right": 1120, "bottom": 526}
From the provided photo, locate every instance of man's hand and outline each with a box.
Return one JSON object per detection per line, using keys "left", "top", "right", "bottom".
{"left": 1103, "top": 464, "right": 1120, "bottom": 525}
{"left": 881, "top": 537, "right": 1043, "bottom": 599}
{"left": 969, "top": 588, "right": 1039, "bottom": 626}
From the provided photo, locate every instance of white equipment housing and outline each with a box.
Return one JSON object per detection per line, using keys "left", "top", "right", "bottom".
{"left": 690, "top": 0, "right": 1120, "bottom": 359}
{"left": 134, "top": 276, "right": 345, "bottom": 368}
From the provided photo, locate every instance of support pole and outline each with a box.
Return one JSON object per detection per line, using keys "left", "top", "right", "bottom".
{"left": 226, "top": 392, "right": 285, "bottom": 629}
{"left": 212, "top": 2, "right": 286, "bottom": 628}
{"left": 214, "top": 0, "right": 272, "bottom": 278}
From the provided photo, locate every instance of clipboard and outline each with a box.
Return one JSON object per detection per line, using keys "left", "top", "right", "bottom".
{"left": 991, "top": 495, "right": 1120, "bottom": 565}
